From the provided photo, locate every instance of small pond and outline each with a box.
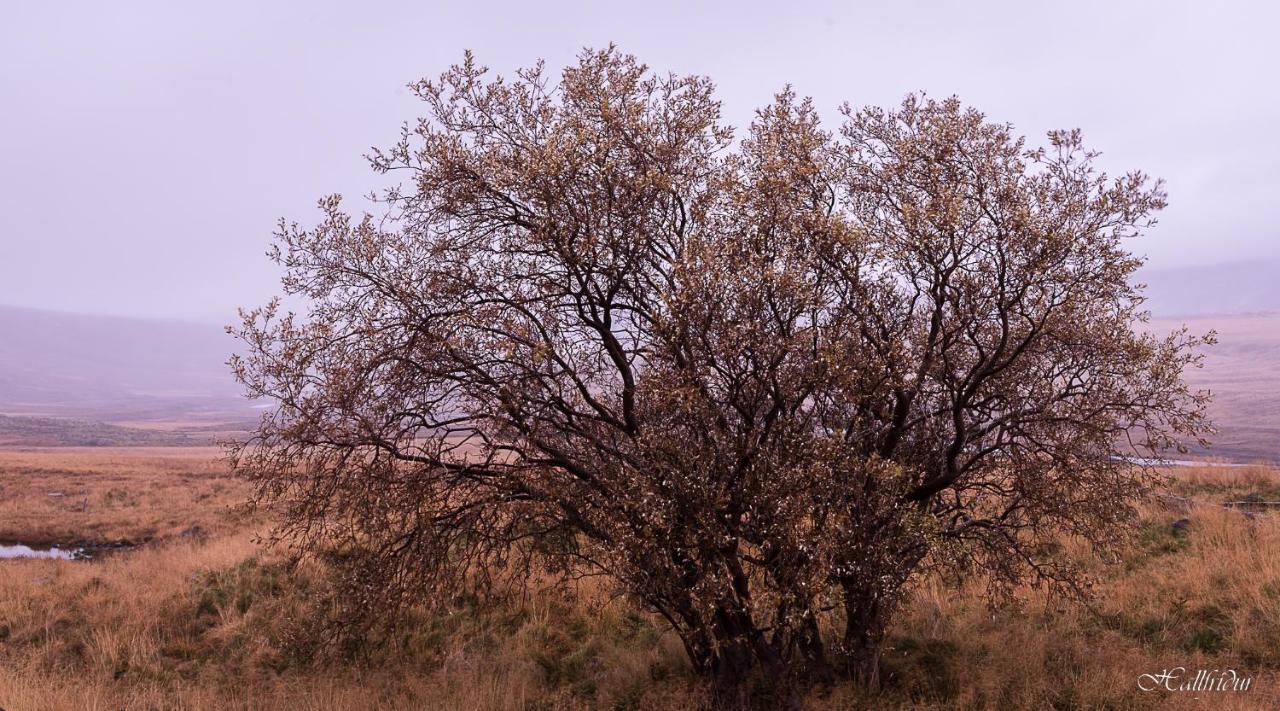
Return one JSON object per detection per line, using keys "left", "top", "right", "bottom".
{"left": 1118, "top": 456, "right": 1252, "bottom": 468}
{"left": 0, "top": 542, "right": 82, "bottom": 560}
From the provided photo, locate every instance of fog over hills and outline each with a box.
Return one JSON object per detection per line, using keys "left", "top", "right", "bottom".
{"left": 1140, "top": 259, "right": 1280, "bottom": 317}
{"left": 0, "top": 305, "right": 252, "bottom": 423}
{"left": 0, "top": 258, "right": 1276, "bottom": 457}
{"left": 1149, "top": 312, "right": 1280, "bottom": 463}
{"left": 1137, "top": 259, "right": 1280, "bottom": 463}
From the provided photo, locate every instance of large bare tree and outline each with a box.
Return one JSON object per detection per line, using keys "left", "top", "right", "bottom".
{"left": 231, "top": 47, "right": 1211, "bottom": 706}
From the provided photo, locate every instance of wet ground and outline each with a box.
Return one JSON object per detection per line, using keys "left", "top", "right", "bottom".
{"left": 0, "top": 538, "right": 141, "bottom": 560}
{"left": 0, "top": 541, "right": 81, "bottom": 560}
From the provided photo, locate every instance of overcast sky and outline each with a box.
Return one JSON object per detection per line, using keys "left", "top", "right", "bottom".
{"left": 2, "top": 0, "right": 1277, "bottom": 321}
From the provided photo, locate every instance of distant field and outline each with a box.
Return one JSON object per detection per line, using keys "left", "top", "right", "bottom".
{"left": 0, "top": 304, "right": 252, "bottom": 423}
{"left": 0, "top": 446, "right": 249, "bottom": 545}
{"left": 1149, "top": 313, "right": 1280, "bottom": 463}
{"left": 0, "top": 414, "right": 256, "bottom": 447}
{"left": 3, "top": 301, "right": 1276, "bottom": 463}
{"left": 0, "top": 414, "right": 197, "bottom": 447}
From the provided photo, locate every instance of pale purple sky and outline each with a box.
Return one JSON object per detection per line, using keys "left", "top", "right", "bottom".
{"left": 2, "top": 1, "right": 1277, "bottom": 320}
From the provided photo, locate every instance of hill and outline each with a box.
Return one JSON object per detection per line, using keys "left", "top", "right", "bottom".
{"left": 0, "top": 414, "right": 201, "bottom": 447}
{"left": 1139, "top": 259, "right": 1280, "bottom": 317}
{"left": 1136, "top": 259, "right": 1280, "bottom": 462}
{"left": 2, "top": 277, "right": 1277, "bottom": 458}
{"left": 1149, "top": 312, "right": 1280, "bottom": 463}
{"left": 0, "top": 305, "right": 253, "bottom": 423}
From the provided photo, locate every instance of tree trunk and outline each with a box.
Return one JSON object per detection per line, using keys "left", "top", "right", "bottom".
{"left": 707, "top": 604, "right": 802, "bottom": 710}
{"left": 710, "top": 638, "right": 756, "bottom": 709}
{"left": 796, "top": 613, "right": 834, "bottom": 689}
{"left": 842, "top": 586, "right": 888, "bottom": 692}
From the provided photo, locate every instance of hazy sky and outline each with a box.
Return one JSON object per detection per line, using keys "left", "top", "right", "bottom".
{"left": 2, "top": 1, "right": 1277, "bottom": 321}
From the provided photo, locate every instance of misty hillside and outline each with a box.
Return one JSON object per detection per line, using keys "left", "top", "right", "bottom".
{"left": 0, "top": 305, "right": 252, "bottom": 422}
{"left": 1148, "top": 313, "right": 1280, "bottom": 463}
{"left": 0, "top": 414, "right": 200, "bottom": 447}
{"left": 1, "top": 255, "right": 1278, "bottom": 456}
{"left": 1136, "top": 260, "right": 1280, "bottom": 461}
{"left": 1140, "top": 259, "right": 1280, "bottom": 316}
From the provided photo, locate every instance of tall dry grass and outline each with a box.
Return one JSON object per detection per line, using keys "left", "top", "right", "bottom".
{"left": 850, "top": 466, "right": 1280, "bottom": 710}
{"left": 0, "top": 534, "right": 698, "bottom": 710}
{"left": 0, "top": 447, "right": 251, "bottom": 544}
{"left": 2, "top": 452, "right": 1279, "bottom": 709}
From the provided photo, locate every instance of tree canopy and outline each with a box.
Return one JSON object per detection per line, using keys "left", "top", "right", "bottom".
{"left": 231, "top": 47, "right": 1212, "bottom": 706}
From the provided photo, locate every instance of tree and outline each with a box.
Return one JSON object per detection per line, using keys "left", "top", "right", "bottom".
{"left": 231, "top": 47, "right": 1212, "bottom": 706}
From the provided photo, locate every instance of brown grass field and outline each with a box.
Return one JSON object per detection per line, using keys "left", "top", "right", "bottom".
{"left": 2, "top": 448, "right": 1280, "bottom": 709}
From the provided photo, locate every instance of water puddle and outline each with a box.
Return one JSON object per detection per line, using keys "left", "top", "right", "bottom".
{"left": 1118, "top": 456, "right": 1254, "bottom": 468}
{"left": 0, "top": 542, "right": 82, "bottom": 560}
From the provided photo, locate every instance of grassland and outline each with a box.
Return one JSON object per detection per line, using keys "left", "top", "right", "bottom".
{"left": 0, "top": 416, "right": 201, "bottom": 447}
{"left": 0, "top": 447, "right": 250, "bottom": 545}
{"left": 2, "top": 449, "right": 1280, "bottom": 709}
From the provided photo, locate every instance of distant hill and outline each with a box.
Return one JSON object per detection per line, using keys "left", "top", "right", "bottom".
{"left": 1139, "top": 260, "right": 1280, "bottom": 317}
{"left": 0, "top": 414, "right": 199, "bottom": 447}
{"left": 1135, "top": 260, "right": 1280, "bottom": 462}
{"left": 0, "top": 305, "right": 254, "bottom": 422}
{"left": 1148, "top": 313, "right": 1280, "bottom": 464}
{"left": 3, "top": 265, "right": 1278, "bottom": 459}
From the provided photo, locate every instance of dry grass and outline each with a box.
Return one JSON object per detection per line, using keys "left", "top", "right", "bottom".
{"left": 0, "top": 447, "right": 252, "bottom": 545}
{"left": 0, "top": 448, "right": 700, "bottom": 710}
{"left": 2, "top": 451, "right": 1280, "bottom": 709}
{"left": 860, "top": 467, "right": 1280, "bottom": 709}
{"left": 0, "top": 533, "right": 699, "bottom": 710}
